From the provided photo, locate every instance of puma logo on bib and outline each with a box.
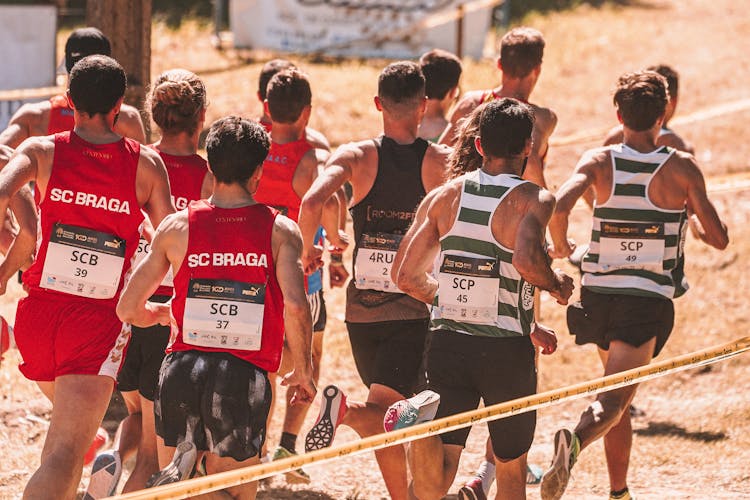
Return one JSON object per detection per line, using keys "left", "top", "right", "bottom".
{"left": 40, "top": 223, "right": 126, "bottom": 299}
{"left": 437, "top": 254, "right": 500, "bottom": 324}
{"left": 183, "top": 278, "right": 266, "bottom": 351}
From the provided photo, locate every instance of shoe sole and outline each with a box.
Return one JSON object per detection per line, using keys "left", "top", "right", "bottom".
{"left": 284, "top": 469, "right": 311, "bottom": 485}
{"left": 458, "top": 485, "right": 482, "bottom": 500}
{"left": 541, "top": 429, "right": 573, "bottom": 500}
{"left": 409, "top": 390, "right": 440, "bottom": 423}
{"left": 384, "top": 390, "right": 441, "bottom": 432}
{"left": 146, "top": 441, "right": 197, "bottom": 487}
{"left": 305, "top": 385, "right": 346, "bottom": 452}
{"left": 83, "top": 451, "right": 122, "bottom": 499}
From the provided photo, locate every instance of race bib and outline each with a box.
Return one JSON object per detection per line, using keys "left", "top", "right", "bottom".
{"left": 133, "top": 237, "right": 174, "bottom": 288}
{"left": 354, "top": 232, "right": 402, "bottom": 293}
{"left": 41, "top": 223, "right": 126, "bottom": 299}
{"left": 182, "top": 278, "right": 265, "bottom": 351}
{"left": 437, "top": 254, "right": 499, "bottom": 324}
{"left": 598, "top": 222, "right": 665, "bottom": 271}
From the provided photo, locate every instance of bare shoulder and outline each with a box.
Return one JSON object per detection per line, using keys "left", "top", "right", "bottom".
{"left": 119, "top": 104, "right": 143, "bottom": 123}
{"left": 158, "top": 209, "right": 189, "bottom": 233}
{"left": 331, "top": 139, "right": 375, "bottom": 163}
{"left": 530, "top": 104, "right": 558, "bottom": 129}
{"left": 18, "top": 134, "right": 56, "bottom": 156}
{"left": 424, "top": 141, "right": 452, "bottom": 164}
{"left": 305, "top": 127, "right": 330, "bottom": 151}
{"left": 603, "top": 125, "right": 624, "bottom": 146}
{"left": 516, "top": 180, "right": 555, "bottom": 206}
{"left": 657, "top": 131, "right": 693, "bottom": 154}
{"left": 667, "top": 149, "right": 702, "bottom": 177}
{"left": 450, "top": 91, "right": 483, "bottom": 119}
{"left": 578, "top": 145, "right": 611, "bottom": 168}
{"left": 138, "top": 143, "right": 164, "bottom": 167}
{"left": 273, "top": 213, "right": 303, "bottom": 245}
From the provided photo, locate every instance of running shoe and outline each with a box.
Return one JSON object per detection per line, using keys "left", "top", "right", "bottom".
{"left": 272, "top": 445, "right": 311, "bottom": 484}
{"left": 305, "top": 385, "right": 347, "bottom": 452}
{"left": 527, "top": 463, "right": 543, "bottom": 484}
{"left": 146, "top": 441, "right": 197, "bottom": 487}
{"left": 610, "top": 488, "right": 636, "bottom": 500}
{"left": 84, "top": 427, "right": 109, "bottom": 466}
{"left": 83, "top": 450, "right": 122, "bottom": 499}
{"left": 540, "top": 429, "right": 580, "bottom": 500}
{"left": 458, "top": 477, "right": 487, "bottom": 500}
{"left": 383, "top": 390, "right": 440, "bottom": 432}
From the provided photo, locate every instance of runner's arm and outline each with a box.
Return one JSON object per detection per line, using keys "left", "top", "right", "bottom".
{"left": 422, "top": 143, "right": 451, "bottom": 192}
{"left": 513, "top": 187, "right": 574, "bottom": 305}
{"left": 117, "top": 213, "right": 183, "bottom": 327}
{"left": 0, "top": 105, "right": 37, "bottom": 149}
{"left": 683, "top": 157, "right": 728, "bottom": 249}
{"left": 548, "top": 151, "right": 599, "bottom": 258}
{"left": 524, "top": 108, "right": 557, "bottom": 188}
{"left": 137, "top": 147, "right": 176, "bottom": 230}
{"left": 273, "top": 216, "right": 316, "bottom": 403}
{"left": 438, "top": 94, "right": 476, "bottom": 147}
{"left": 298, "top": 144, "right": 358, "bottom": 273}
{"left": 394, "top": 192, "right": 443, "bottom": 304}
{"left": 391, "top": 187, "right": 439, "bottom": 285}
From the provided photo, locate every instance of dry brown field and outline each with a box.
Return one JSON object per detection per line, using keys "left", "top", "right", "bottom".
{"left": 1, "top": 0, "right": 750, "bottom": 498}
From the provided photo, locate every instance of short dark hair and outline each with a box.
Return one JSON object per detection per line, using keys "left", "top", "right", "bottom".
{"left": 68, "top": 55, "right": 126, "bottom": 116}
{"left": 614, "top": 71, "right": 669, "bottom": 132}
{"left": 266, "top": 69, "right": 312, "bottom": 124}
{"left": 479, "top": 98, "right": 534, "bottom": 159}
{"left": 258, "top": 59, "right": 297, "bottom": 101}
{"left": 378, "top": 61, "right": 425, "bottom": 111}
{"left": 206, "top": 116, "right": 270, "bottom": 185}
{"left": 647, "top": 64, "right": 679, "bottom": 99}
{"left": 65, "top": 27, "right": 111, "bottom": 73}
{"left": 419, "top": 49, "right": 463, "bottom": 100}
{"left": 499, "top": 27, "right": 545, "bottom": 79}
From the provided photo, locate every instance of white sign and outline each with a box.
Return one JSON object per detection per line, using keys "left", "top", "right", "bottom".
{"left": 230, "top": 0, "right": 493, "bottom": 59}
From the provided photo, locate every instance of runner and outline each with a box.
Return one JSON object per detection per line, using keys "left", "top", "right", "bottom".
{"left": 298, "top": 61, "right": 449, "bottom": 500}
{"left": 386, "top": 98, "right": 573, "bottom": 500}
{"left": 445, "top": 27, "right": 558, "bottom": 496}
{"left": 604, "top": 64, "right": 694, "bottom": 154}
{"left": 0, "top": 55, "right": 173, "bottom": 500}
{"left": 253, "top": 68, "right": 345, "bottom": 483}
{"left": 257, "top": 59, "right": 330, "bottom": 151}
{"left": 418, "top": 49, "right": 462, "bottom": 142}
{"left": 0, "top": 28, "right": 146, "bottom": 148}
{"left": 116, "top": 115, "right": 316, "bottom": 498}
{"left": 439, "top": 27, "right": 556, "bottom": 189}
{"left": 541, "top": 71, "right": 728, "bottom": 500}
{"left": 85, "top": 68, "right": 212, "bottom": 498}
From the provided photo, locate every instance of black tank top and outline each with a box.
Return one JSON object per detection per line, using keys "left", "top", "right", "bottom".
{"left": 346, "top": 135, "right": 430, "bottom": 322}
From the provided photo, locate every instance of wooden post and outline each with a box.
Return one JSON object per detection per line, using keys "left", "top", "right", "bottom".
{"left": 86, "top": 0, "right": 151, "bottom": 140}
{"left": 455, "top": 3, "right": 464, "bottom": 58}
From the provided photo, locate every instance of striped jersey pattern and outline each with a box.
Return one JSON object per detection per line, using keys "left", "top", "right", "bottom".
{"left": 432, "top": 170, "right": 535, "bottom": 337}
{"left": 582, "top": 144, "right": 689, "bottom": 298}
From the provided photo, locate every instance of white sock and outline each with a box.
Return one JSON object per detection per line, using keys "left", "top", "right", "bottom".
{"left": 475, "top": 459, "right": 496, "bottom": 494}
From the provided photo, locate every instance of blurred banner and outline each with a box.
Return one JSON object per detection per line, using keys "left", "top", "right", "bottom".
{"left": 0, "top": 5, "right": 57, "bottom": 130}
{"left": 230, "top": 0, "right": 496, "bottom": 59}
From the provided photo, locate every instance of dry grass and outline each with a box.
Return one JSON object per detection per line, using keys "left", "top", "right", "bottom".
{"left": 4, "top": 0, "right": 750, "bottom": 498}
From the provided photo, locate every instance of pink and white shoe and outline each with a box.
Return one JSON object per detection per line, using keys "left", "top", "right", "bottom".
{"left": 304, "top": 385, "right": 347, "bottom": 452}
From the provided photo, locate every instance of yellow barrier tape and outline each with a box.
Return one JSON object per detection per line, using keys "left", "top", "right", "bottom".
{"left": 111, "top": 336, "right": 750, "bottom": 500}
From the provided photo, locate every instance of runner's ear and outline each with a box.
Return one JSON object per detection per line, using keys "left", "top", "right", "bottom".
{"left": 615, "top": 107, "right": 624, "bottom": 125}
{"left": 65, "top": 90, "right": 75, "bottom": 110}
{"left": 263, "top": 100, "right": 271, "bottom": 120}
{"left": 474, "top": 137, "right": 485, "bottom": 158}
{"left": 374, "top": 96, "right": 383, "bottom": 112}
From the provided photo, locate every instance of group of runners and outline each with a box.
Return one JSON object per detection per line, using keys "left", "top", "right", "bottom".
{"left": 0, "top": 24, "right": 729, "bottom": 500}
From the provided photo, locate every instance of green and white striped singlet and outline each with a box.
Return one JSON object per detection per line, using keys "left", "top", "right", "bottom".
{"left": 432, "top": 170, "right": 535, "bottom": 337}
{"left": 582, "top": 144, "right": 689, "bottom": 299}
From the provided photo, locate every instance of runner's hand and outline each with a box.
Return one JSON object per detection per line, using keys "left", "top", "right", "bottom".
{"left": 329, "top": 261, "right": 349, "bottom": 288}
{"left": 327, "top": 229, "right": 349, "bottom": 252}
{"left": 281, "top": 369, "right": 317, "bottom": 405}
{"left": 549, "top": 269, "right": 574, "bottom": 305}
{"left": 302, "top": 244, "right": 324, "bottom": 275}
{"left": 530, "top": 323, "right": 558, "bottom": 355}
{"left": 146, "top": 301, "right": 171, "bottom": 326}
{"left": 548, "top": 238, "right": 576, "bottom": 260}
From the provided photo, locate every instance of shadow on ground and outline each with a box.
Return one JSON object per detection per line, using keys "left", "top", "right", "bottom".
{"left": 257, "top": 487, "right": 337, "bottom": 499}
{"left": 635, "top": 420, "right": 727, "bottom": 442}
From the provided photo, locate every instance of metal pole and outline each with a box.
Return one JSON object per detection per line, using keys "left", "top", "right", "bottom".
{"left": 455, "top": 3, "right": 465, "bottom": 58}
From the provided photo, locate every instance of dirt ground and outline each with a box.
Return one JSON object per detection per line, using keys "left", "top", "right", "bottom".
{"left": 2, "top": 0, "right": 750, "bottom": 498}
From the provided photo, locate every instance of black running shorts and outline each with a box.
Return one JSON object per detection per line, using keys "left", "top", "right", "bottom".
{"left": 567, "top": 287, "right": 675, "bottom": 357}
{"left": 117, "top": 295, "right": 171, "bottom": 401}
{"left": 427, "top": 330, "right": 537, "bottom": 460}
{"left": 307, "top": 289, "right": 327, "bottom": 333}
{"left": 346, "top": 318, "right": 429, "bottom": 397}
{"left": 154, "top": 350, "right": 272, "bottom": 461}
